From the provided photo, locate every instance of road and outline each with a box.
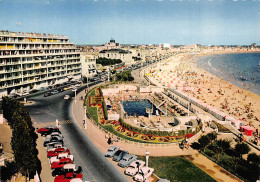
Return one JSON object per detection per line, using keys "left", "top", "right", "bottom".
{"left": 26, "top": 81, "right": 128, "bottom": 182}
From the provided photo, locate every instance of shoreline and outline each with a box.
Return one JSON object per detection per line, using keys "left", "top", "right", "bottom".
{"left": 186, "top": 51, "right": 260, "bottom": 130}
{"left": 149, "top": 51, "right": 260, "bottom": 132}
{"left": 192, "top": 51, "right": 260, "bottom": 96}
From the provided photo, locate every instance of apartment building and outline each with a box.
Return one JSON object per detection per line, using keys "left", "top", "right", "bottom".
{"left": 80, "top": 53, "right": 97, "bottom": 77}
{"left": 0, "top": 31, "right": 81, "bottom": 97}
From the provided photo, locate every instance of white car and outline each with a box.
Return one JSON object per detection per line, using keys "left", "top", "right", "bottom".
{"left": 69, "top": 85, "right": 76, "bottom": 89}
{"left": 46, "top": 132, "right": 63, "bottom": 138}
{"left": 125, "top": 160, "right": 145, "bottom": 176}
{"left": 75, "top": 83, "right": 81, "bottom": 87}
{"left": 49, "top": 153, "right": 74, "bottom": 165}
{"left": 64, "top": 95, "right": 70, "bottom": 100}
{"left": 133, "top": 167, "right": 154, "bottom": 182}
{"left": 105, "top": 146, "right": 120, "bottom": 157}
{"left": 118, "top": 154, "right": 137, "bottom": 168}
{"left": 47, "top": 143, "right": 63, "bottom": 152}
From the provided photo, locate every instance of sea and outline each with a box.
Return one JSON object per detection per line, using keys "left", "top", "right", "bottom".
{"left": 195, "top": 52, "right": 260, "bottom": 96}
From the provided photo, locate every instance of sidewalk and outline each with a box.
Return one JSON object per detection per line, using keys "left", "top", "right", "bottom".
{"left": 72, "top": 84, "right": 243, "bottom": 182}
{"left": 35, "top": 133, "right": 54, "bottom": 182}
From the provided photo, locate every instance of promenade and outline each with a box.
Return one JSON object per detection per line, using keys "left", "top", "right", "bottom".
{"left": 72, "top": 82, "right": 243, "bottom": 182}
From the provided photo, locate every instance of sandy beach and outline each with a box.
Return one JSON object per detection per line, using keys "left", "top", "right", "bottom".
{"left": 148, "top": 51, "right": 260, "bottom": 132}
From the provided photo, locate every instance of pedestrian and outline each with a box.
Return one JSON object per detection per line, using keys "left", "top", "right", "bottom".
{"left": 107, "top": 137, "right": 111, "bottom": 145}
{"left": 187, "top": 143, "right": 190, "bottom": 149}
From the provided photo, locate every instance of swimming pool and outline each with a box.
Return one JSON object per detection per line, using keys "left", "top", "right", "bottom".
{"left": 121, "top": 99, "right": 161, "bottom": 116}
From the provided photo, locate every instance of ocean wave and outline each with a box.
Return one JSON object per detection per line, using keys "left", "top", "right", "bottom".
{"left": 208, "top": 59, "right": 222, "bottom": 73}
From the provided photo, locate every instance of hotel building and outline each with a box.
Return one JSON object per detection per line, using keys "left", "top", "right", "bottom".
{"left": 0, "top": 31, "right": 81, "bottom": 97}
{"left": 98, "top": 49, "right": 135, "bottom": 66}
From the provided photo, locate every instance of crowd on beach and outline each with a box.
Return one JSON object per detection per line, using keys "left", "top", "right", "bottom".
{"left": 147, "top": 53, "right": 260, "bottom": 134}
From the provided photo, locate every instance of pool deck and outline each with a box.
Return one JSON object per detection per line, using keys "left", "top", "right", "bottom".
{"left": 124, "top": 115, "right": 177, "bottom": 131}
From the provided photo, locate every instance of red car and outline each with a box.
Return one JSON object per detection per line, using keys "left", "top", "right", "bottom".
{"left": 47, "top": 147, "right": 70, "bottom": 158}
{"left": 54, "top": 172, "right": 83, "bottom": 182}
{"left": 51, "top": 158, "right": 73, "bottom": 169}
{"left": 37, "top": 126, "right": 60, "bottom": 136}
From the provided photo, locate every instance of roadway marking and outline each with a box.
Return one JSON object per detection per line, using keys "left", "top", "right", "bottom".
{"left": 64, "top": 136, "right": 97, "bottom": 182}
{"left": 34, "top": 120, "right": 72, "bottom": 128}
{"left": 45, "top": 111, "right": 58, "bottom": 118}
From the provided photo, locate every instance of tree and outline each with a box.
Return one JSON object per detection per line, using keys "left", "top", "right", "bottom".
{"left": 198, "top": 135, "right": 210, "bottom": 152}
{"left": 217, "top": 139, "right": 230, "bottom": 153}
{"left": 212, "top": 142, "right": 221, "bottom": 161}
{"left": 234, "top": 143, "right": 251, "bottom": 159}
{"left": 247, "top": 153, "right": 260, "bottom": 165}
{"left": 2, "top": 96, "right": 41, "bottom": 180}
{"left": 206, "top": 132, "right": 217, "bottom": 143}
{"left": 0, "top": 161, "right": 17, "bottom": 181}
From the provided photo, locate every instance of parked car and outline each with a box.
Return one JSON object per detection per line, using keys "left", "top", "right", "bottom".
{"left": 125, "top": 160, "right": 145, "bottom": 176}
{"left": 44, "top": 136, "right": 63, "bottom": 147}
{"left": 105, "top": 146, "right": 120, "bottom": 157}
{"left": 29, "top": 89, "right": 39, "bottom": 94}
{"left": 63, "top": 87, "right": 70, "bottom": 91}
{"left": 48, "top": 85, "right": 54, "bottom": 90}
{"left": 17, "top": 90, "right": 29, "bottom": 96}
{"left": 37, "top": 126, "right": 60, "bottom": 136}
{"left": 46, "top": 132, "right": 63, "bottom": 139}
{"left": 47, "top": 147, "right": 69, "bottom": 158}
{"left": 69, "top": 85, "right": 76, "bottom": 89}
{"left": 47, "top": 142, "right": 64, "bottom": 152}
{"left": 75, "top": 84, "right": 81, "bottom": 87}
{"left": 118, "top": 154, "right": 137, "bottom": 168}
{"left": 133, "top": 167, "right": 154, "bottom": 182}
{"left": 54, "top": 172, "right": 83, "bottom": 182}
{"left": 9, "top": 93, "right": 19, "bottom": 98}
{"left": 64, "top": 95, "right": 70, "bottom": 100}
{"left": 44, "top": 92, "right": 52, "bottom": 97}
{"left": 39, "top": 87, "right": 46, "bottom": 91}
{"left": 52, "top": 164, "right": 82, "bottom": 177}
{"left": 49, "top": 153, "right": 74, "bottom": 165}
{"left": 51, "top": 158, "right": 73, "bottom": 169}
{"left": 112, "top": 150, "right": 129, "bottom": 162}
{"left": 57, "top": 88, "right": 64, "bottom": 93}
{"left": 51, "top": 90, "right": 59, "bottom": 95}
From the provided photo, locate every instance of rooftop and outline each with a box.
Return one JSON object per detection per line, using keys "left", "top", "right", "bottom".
{"left": 99, "top": 49, "right": 131, "bottom": 54}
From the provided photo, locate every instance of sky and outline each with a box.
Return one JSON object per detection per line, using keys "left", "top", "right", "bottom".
{"left": 0, "top": 0, "right": 259, "bottom": 45}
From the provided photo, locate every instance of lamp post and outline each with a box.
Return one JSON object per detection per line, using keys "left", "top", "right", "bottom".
{"left": 73, "top": 88, "right": 77, "bottom": 103}
{"left": 145, "top": 150, "right": 150, "bottom": 167}
{"left": 87, "top": 75, "right": 88, "bottom": 93}
{"left": 84, "top": 105, "right": 87, "bottom": 129}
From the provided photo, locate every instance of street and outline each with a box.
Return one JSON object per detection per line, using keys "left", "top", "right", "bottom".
{"left": 26, "top": 83, "right": 128, "bottom": 182}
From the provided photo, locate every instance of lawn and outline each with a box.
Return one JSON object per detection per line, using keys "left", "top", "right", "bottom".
{"left": 138, "top": 156, "right": 216, "bottom": 182}
{"left": 87, "top": 107, "right": 98, "bottom": 123}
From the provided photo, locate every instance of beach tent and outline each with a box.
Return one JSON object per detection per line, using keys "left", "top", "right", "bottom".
{"left": 240, "top": 125, "right": 254, "bottom": 136}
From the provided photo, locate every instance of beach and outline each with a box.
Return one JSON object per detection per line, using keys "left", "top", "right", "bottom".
{"left": 148, "top": 51, "right": 260, "bottom": 132}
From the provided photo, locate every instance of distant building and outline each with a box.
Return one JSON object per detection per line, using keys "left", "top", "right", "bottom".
{"left": 93, "top": 38, "right": 121, "bottom": 52}
{"left": 98, "top": 49, "right": 135, "bottom": 66}
{"left": 104, "top": 38, "right": 121, "bottom": 50}
{"left": 0, "top": 30, "right": 81, "bottom": 97}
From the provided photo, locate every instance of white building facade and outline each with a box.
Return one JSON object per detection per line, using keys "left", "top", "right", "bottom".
{"left": 98, "top": 49, "right": 135, "bottom": 66}
{"left": 80, "top": 54, "right": 97, "bottom": 77}
{"left": 0, "top": 31, "right": 81, "bottom": 97}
